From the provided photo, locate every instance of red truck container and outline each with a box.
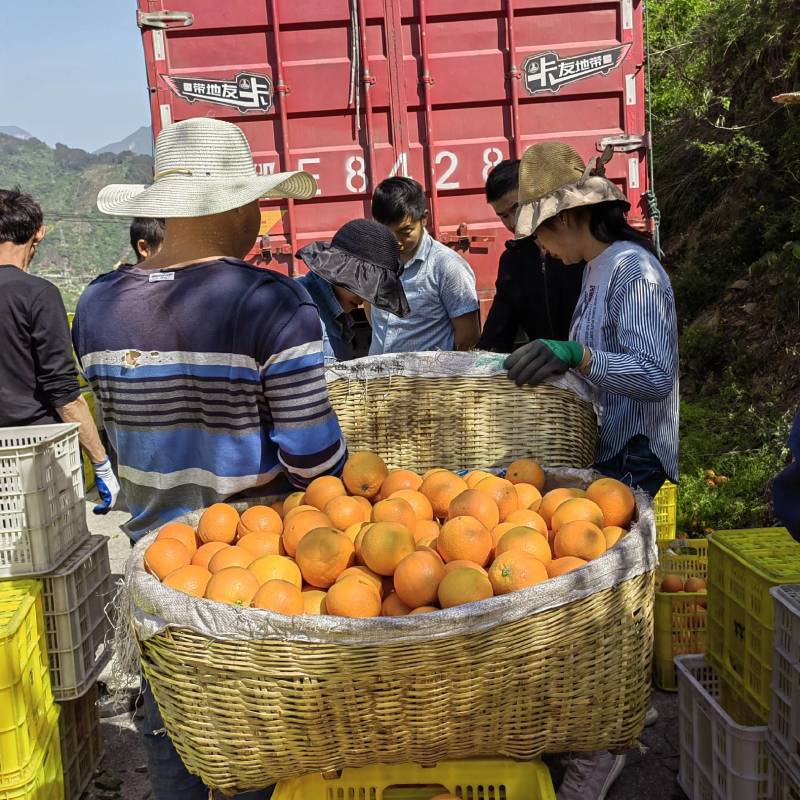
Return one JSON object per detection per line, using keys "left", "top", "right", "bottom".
{"left": 136, "top": 0, "right": 652, "bottom": 320}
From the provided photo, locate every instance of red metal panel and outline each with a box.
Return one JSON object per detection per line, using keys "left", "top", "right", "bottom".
{"left": 137, "top": 0, "right": 650, "bottom": 313}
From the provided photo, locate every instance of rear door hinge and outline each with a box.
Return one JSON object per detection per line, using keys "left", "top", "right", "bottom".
{"left": 137, "top": 10, "right": 194, "bottom": 30}
{"left": 597, "top": 133, "right": 650, "bottom": 153}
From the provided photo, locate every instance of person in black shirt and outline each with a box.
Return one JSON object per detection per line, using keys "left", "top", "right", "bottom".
{"left": 478, "top": 159, "right": 585, "bottom": 352}
{"left": 0, "top": 187, "right": 119, "bottom": 513}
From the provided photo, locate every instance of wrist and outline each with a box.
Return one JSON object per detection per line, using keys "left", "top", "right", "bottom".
{"left": 578, "top": 345, "right": 593, "bottom": 374}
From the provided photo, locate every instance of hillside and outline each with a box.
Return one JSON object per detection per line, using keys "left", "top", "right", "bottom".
{"left": 651, "top": 0, "right": 800, "bottom": 532}
{"left": 94, "top": 126, "right": 153, "bottom": 156}
{"left": 0, "top": 133, "right": 152, "bottom": 310}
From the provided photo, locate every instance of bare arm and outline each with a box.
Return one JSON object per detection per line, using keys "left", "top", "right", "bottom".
{"left": 452, "top": 310, "right": 481, "bottom": 351}
{"left": 362, "top": 301, "right": 372, "bottom": 325}
{"left": 56, "top": 395, "right": 107, "bottom": 464}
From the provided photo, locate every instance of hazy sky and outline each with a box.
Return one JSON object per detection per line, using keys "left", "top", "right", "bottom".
{"left": 1, "top": 0, "right": 150, "bottom": 152}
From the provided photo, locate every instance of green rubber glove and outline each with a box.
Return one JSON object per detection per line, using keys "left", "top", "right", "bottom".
{"left": 504, "top": 339, "right": 584, "bottom": 386}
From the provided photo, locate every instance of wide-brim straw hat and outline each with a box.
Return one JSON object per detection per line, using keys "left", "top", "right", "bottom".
{"left": 773, "top": 92, "right": 800, "bottom": 105}
{"left": 515, "top": 141, "right": 629, "bottom": 238}
{"left": 97, "top": 118, "right": 317, "bottom": 217}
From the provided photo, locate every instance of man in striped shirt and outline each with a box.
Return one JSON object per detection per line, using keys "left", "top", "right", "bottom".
{"left": 73, "top": 118, "right": 346, "bottom": 800}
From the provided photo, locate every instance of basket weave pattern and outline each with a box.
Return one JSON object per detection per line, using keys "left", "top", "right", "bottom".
{"left": 140, "top": 572, "right": 653, "bottom": 792}
{"left": 327, "top": 375, "right": 596, "bottom": 470}
{"left": 133, "top": 364, "right": 652, "bottom": 792}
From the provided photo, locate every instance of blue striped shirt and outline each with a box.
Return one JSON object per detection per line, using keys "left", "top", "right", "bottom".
{"left": 72, "top": 259, "right": 346, "bottom": 539}
{"left": 369, "top": 232, "right": 479, "bottom": 354}
{"left": 570, "top": 241, "right": 679, "bottom": 481}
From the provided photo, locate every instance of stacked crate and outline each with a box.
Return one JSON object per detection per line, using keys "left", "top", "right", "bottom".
{"left": 1, "top": 424, "right": 112, "bottom": 798}
{"left": 654, "top": 538, "right": 709, "bottom": 691}
{"left": 768, "top": 585, "right": 800, "bottom": 797}
{"left": 0, "top": 581, "right": 63, "bottom": 800}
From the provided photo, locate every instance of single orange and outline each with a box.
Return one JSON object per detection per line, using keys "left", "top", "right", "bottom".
{"left": 325, "top": 575, "right": 382, "bottom": 618}
{"left": 587, "top": 478, "right": 636, "bottom": 528}
{"left": 547, "top": 556, "right": 588, "bottom": 578}
{"left": 495, "top": 527, "right": 552, "bottom": 566}
{"left": 553, "top": 520, "right": 607, "bottom": 561}
{"left": 420, "top": 471, "right": 468, "bottom": 520}
{"left": 372, "top": 497, "right": 418, "bottom": 532}
{"left": 475, "top": 476, "right": 519, "bottom": 521}
{"left": 326, "top": 495, "right": 370, "bottom": 530}
{"left": 379, "top": 468, "right": 422, "bottom": 499}
{"left": 191, "top": 541, "right": 229, "bottom": 570}
{"left": 336, "top": 565, "right": 384, "bottom": 597}
{"left": 282, "top": 491, "right": 306, "bottom": 515}
{"left": 442, "top": 559, "right": 488, "bottom": 576}
{"left": 304, "top": 475, "right": 347, "bottom": 511}
{"left": 488, "top": 551, "right": 548, "bottom": 595}
{"left": 237, "top": 531, "right": 283, "bottom": 559}
{"left": 413, "top": 519, "right": 440, "bottom": 543}
{"left": 393, "top": 550, "right": 445, "bottom": 608}
{"left": 447, "top": 489, "right": 500, "bottom": 531}
{"left": 295, "top": 528, "right": 355, "bottom": 588}
{"left": 301, "top": 588, "right": 327, "bottom": 615}
{"left": 207, "top": 546, "right": 254, "bottom": 574}
{"left": 465, "top": 470, "right": 493, "bottom": 488}
{"left": 603, "top": 526, "right": 627, "bottom": 548}
{"left": 437, "top": 567, "right": 493, "bottom": 609}
{"left": 408, "top": 606, "right": 439, "bottom": 615}
{"left": 236, "top": 505, "right": 283, "bottom": 538}
{"left": 437, "top": 516, "right": 493, "bottom": 566}
{"left": 360, "top": 522, "right": 416, "bottom": 576}
{"left": 381, "top": 592, "right": 413, "bottom": 616}
{"left": 538, "top": 488, "right": 585, "bottom": 527}
{"left": 252, "top": 580, "right": 304, "bottom": 615}
{"left": 505, "top": 458, "right": 545, "bottom": 490}
{"left": 248, "top": 554, "right": 302, "bottom": 588}
{"left": 342, "top": 452, "right": 388, "bottom": 499}
{"left": 514, "top": 483, "right": 543, "bottom": 512}
{"left": 281, "top": 509, "right": 333, "bottom": 557}
{"left": 144, "top": 538, "right": 191, "bottom": 581}
{"left": 162, "top": 564, "right": 212, "bottom": 598}
{"left": 503, "top": 509, "right": 548, "bottom": 537}
{"left": 197, "top": 503, "right": 240, "bottom": 544}
{"left": 390, "top": 489, "right": 434, "bottom": 521}
{"left": 204, "top": 567, "right": 259, "bottom": 606}
{"left": 155, "top": 523, "right": 198, "bottom": 558}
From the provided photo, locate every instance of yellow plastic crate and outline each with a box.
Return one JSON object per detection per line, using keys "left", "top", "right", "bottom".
{"left": 707, "top": 528, "right": 800, "bottom": 723}
{"left": 0, "top": 719, "right": 63, "bottom": 800}
{"left": 654, "top": 481, "right": 677, "bottom": 543}
{"left": 0, "top": 582, "right": 56, "bottom": 785}
{"left": 654, "top": 538, "right": 709, "bottom": 691}
{"left": 272, "top": 759, "right": 556, "bottom": 800}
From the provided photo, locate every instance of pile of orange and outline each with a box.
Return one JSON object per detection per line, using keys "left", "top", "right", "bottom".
{"left": 144, "top": 452, "right": 636, "bottom": 618}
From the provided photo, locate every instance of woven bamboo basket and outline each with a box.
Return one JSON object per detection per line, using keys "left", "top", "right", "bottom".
{"left": 128, "top": 355, "right": 656, "bottom": 793}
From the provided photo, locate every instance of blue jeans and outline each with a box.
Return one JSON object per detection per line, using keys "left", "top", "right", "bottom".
{"left": 142, "top": 680, "right": 274, "bottom": 800}
{"left": 594, "top": 434, "right": 668, "bottom": 499}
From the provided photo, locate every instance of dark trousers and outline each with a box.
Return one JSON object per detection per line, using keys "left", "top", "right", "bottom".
{"left": 142, "top": 680, "right": 274, "bottom": 800}
{"left": 594, "top": 434, "right": 669, "bottom": 498}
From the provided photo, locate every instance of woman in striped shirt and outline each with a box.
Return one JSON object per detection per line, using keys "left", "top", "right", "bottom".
{"left": 505, "top": 142, "right": 678, "bottom": 800}
{"left": 507, "top": 141, "right": 678, "bottom": 500}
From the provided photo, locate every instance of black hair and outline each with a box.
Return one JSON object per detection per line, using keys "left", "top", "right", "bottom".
{"left": 543, "top": 201, "right": 657, "bottom": 257}
{"left": 371, "top": 177, "right": 427, "bottom": 225}
{"left": 485, "top": 159, "right": 520, "bottom": 203}
{"left": 0, "top": 187, "right": 43, "bottom": 245}
{"left": 588, "top": 202, "right": 657, "bottom": 256}
{"left": 129, "top": 217, "right": 165, "bottom": 259}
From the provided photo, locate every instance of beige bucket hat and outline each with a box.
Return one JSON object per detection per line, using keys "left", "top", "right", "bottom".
{"left": 515, "top": 141, "right": 629, "bottom": 238}
{"left": 97, "top": 118, "right": 317, "bottom": 218}
{"left": 773, "top": 92, "right": 800, "bottom": 105}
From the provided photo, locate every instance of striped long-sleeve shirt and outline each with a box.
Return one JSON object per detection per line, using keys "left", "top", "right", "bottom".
{"left": 570, "top": 241, "right": 679, "bottom": 482}
{"left": 72, "top": 258, "right": 346, "bottom": 540}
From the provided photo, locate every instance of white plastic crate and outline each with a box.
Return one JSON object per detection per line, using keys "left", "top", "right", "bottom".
{"left": 42, "top": 537, "right": 112, "bottom": 700}
{"left": 58, "top": 683, "right": 102, "bottom": 800}
{"left": 770, "top": 585, "right": 800, "bottom": 779}
{"left": 676, "top": 654, "right": 771, "bottom": 800}
{"left": 0, "top": 424, "right": 88, "bottom": 577}
{"left": 770, "top": 740, "right": 800, "bottom": 800}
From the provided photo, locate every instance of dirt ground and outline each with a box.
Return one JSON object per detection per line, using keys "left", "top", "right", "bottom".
{"left": 85, "top": 495, "right": 688, "bottom": 800}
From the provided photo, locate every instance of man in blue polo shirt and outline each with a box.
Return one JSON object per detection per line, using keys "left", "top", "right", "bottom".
{"left": 369, "top": 177, "right": 480, "bottom": 354}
